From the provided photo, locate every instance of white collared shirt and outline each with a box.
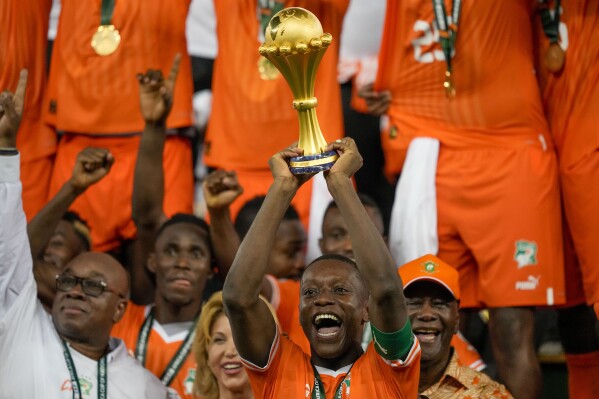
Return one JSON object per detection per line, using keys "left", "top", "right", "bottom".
{"left": 0, "top": 154, "right": 177, "bottom": 399}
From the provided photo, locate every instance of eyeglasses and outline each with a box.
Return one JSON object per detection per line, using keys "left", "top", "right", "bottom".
{"left": 55, "top": 274, "right": 125, "bottom": 298}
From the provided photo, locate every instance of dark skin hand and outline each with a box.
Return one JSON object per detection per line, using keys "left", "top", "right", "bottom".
{"left": 0, "top": 69, "right": 28, "bottom": 148}
{"left": 29, "top": 147, "right": 114, "bottom": 310}
{"left": 357, "top": 83, "right": 391, "bottom": 116}
{"left": 130, "top": 55, "right": 181, "bottom": 304}
{"left": 204, "top": 169, "right": 244, "bottom": 280}
{"left": 223, "top": 146, "right": 313, "bottom": 367}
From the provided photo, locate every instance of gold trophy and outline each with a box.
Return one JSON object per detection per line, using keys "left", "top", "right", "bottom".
{"left": 259, "top": 7, "right": 338, "bottom": 174}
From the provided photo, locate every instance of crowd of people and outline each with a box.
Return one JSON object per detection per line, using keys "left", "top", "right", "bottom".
{"left": 0, "top": 0, "right": 598, "bottom": 398}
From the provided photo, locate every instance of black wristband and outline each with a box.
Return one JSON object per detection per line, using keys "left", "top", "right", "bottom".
{"left": 0, "top": 148, "right": 18, "bottom": 156}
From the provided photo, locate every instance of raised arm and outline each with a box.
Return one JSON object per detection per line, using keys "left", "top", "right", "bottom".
{"left": 324, "top": 138, "right": 407, "bottom": 333}
{"left": 130, "top": 56, "right": 180, "bottom": 304}
{"left": 223, "top": 147, "right": 311, "bottom": 367}
{"left": 0, "top": 70, "right": 32, "bottom": 314}
{"left": 203, "top": 169, "right": 243, "bottom": 280}
{"left": 28, "top": 147, "right": 113, "bottom": 259}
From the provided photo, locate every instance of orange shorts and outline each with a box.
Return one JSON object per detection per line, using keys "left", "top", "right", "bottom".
{"left": 560, "top": 147, "right": 599, "bottom": 308}
{"left": 436, "top": 142, "right": 565, "bottom": 308}
{"left": 226, "top": 169, "right": 313, "bottom": 230}
{"left": 49, "top": 134, "right": 193, "bottom": 252}
{"left": 21, "top": 154, "right": 54, "bottom": 221}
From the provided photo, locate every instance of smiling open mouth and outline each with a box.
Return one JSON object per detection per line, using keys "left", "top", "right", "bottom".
{"left": 414, "top": 329, "right": 440, "bottom": 343}
{"left": 314, "top": 313, "right": 342, "bottom": 337}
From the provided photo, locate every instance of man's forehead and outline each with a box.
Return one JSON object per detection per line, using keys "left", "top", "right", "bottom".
{"left": 302, "top": 259, "right": 360, "bottom": 284}
{"left": 159, "top": 223, "right": 209, "bottom": 243}
{"left": 404, "top": 281, "right": 455, "bottom": 300}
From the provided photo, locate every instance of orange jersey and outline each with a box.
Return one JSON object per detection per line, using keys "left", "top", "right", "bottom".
{"left": 537, "top": 0, "right": 599, "bottom": 166}
{"left": 45, "top": 0, "right": 193, "bottom": 134}
{"left": 205, "top": 0, "right": 348, "bottom": 170}
{"left": 376, "top": 0, "right": 550, "bottom": 149}
{"left": 243, "top": 332, "right": 421, "bottom": 398}
{"left": 0, "top": 0, "right": 56, "bottom": 161}
{"left": 111, "top": 303, "right": 198, "bottom": 399}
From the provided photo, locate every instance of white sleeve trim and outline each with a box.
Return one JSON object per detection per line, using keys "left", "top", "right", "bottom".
{"left": 266, "top": 275, "right": 281, "bottom": 311}
{"left": 240, "top": 327, "right": 281, "bottom": 373}
{"left": 379, "top": 338, "right": 421, "bottom": 369}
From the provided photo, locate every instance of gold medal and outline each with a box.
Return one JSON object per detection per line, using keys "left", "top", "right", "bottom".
{"left": 544, "top": 42, "right": 565, "bottom": 73}
{"left": 443, "top": 70, "right": 456, "bottom": 99}
{"left": 258, "top": 56, "right": 280, "bottom": 80}
{"left": 91, "top": 25, "right": 121, "bottom": 56}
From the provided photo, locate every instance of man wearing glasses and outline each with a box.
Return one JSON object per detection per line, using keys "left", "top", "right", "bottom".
{"left": 0, "top": 71, "right": 175, "bottom": 398}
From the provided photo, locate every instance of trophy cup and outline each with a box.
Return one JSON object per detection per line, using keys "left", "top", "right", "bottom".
{"left": 259, "top": 7, "right": 338, "bottom": 174}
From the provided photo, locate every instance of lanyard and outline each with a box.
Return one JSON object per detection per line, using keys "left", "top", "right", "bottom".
{"left": 135, "top": 308, "right": 198, "bottom": 387}
{"left": 62, "top": 340, "right": 107, "bottom": 399}
{"left": 539, "top": 0, "right": 561, "bottom": 43}
{"left": 100, "top": 0, "right": 116, "bottom": 26}
{"left": 432, "top": 0, "right": 463, "bottom": 98}
{"left": 311, "top": 364, "right": 353, "bottom": 399}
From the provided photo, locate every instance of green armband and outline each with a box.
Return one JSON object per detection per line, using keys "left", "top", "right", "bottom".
{"left": 371, "top": 319, "right": 414, "bottom": 361}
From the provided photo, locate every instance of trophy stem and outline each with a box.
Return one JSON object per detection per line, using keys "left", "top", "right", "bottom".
{"left": 297, "top": 108, "right": 328, "bottom": 155}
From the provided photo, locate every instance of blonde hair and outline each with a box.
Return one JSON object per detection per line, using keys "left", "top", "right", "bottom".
{"left": 192, "top": 291, "right": 279, "bottom": 399}
{"left": 193, "top": 291, "right": 224, "bottom": 399}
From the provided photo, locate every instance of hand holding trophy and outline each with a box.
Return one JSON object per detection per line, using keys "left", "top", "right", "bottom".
{"left": 259, "top": 7, "right": 338, "bottom": 174}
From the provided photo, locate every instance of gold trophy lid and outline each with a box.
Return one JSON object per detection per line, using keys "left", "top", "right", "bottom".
{"left": 261, "top": 8, "right": 331, "bottom": 57}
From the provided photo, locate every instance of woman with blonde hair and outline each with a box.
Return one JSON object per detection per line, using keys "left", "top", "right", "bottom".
{"left": 193, "top": 291, "right": 253, "bottom": 399}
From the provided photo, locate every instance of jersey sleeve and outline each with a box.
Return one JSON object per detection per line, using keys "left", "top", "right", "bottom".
{"left": 0, "top": 153, "right": 35, "bottom": 320}
{"left": 371, "top": 319, "right": 419, "bottom": 366}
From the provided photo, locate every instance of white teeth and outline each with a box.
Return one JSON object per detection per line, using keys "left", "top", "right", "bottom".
{"left": 223, "top": 364, "right": 241, "bottom": 370}
{"left": 317, "top": 331, "right": 338, "bottom": 337}
{"left": 415, "top": 330, "right": 438, "bottom": 334}
{"left": 315, "top": 314, "right": 340, "bottom": 323}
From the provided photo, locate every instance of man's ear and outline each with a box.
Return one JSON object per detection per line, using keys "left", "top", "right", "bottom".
{"left": 147, "top": 253, "right": 157, "bottom": 274}
{"left": 362, "top": 303, "right": 370, "bottom": 324}
{"left": 453, "top": 301, "right": 460, "bottom": 334}
{"left": 382, "top": 235, "right": 389, "bottom": 248}
{"left": 318, "top": 237, "right": 325, "bottom": 253}
{"left": 113, "top": 299, "right": 128, "bottom": 323}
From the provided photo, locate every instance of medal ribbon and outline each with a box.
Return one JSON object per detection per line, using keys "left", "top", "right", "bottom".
{"left": 100, "top": 0, "right": 116, "bottom": 26}
{"left": 432, "top": 0, "right": 462, "bottom": 74}
{"left": 61, "top": 340, "right": 108, "bottom": 399}
{"left": 135, "top": 308, "right": 199, "bottom": 387}
{"left": 311, "top": 364, "right": 353, "bottom": 399}
{"left": 539, "top": 0, "right": 561, "bottom": 43}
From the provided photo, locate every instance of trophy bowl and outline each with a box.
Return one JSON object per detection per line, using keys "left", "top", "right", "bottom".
{"left": 259, "top": 7, "right": 338, "bottom": 174}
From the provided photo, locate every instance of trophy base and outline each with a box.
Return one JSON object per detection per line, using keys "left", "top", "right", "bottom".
{"left": 289, "top": 151, "right": 338, "bottom": 174}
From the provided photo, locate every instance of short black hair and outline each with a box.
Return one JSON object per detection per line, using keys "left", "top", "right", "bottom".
{"left": 62, "top": 211, "right": 92, "bottom": 251}
{"left": 157, "top": 213, "right": 210, "bottom": 238}
{"left": 322, "top": 193, "right": 385, "bottom": 234}
{"left": 323, "top": 193, "right": 381, "bottom": 219}
{"left": 234, "top": 195, "right": 300, "bottom": 240}
{"left": 304, "top": 253, "right": 358, "bottom": 272}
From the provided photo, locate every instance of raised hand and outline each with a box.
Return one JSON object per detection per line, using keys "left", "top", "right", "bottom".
{"left": 204, "top": 170, "right": 244, "bottom": 209}
{"left": 357, "top": 83, "right": 391, "bottom": 116}
{"left": 137, "top": 54, "right": 181, "bottom": 125}
{"left": 268, "top": 144, "right": 313, "bottom": 191}
{"left": 324, "top": 137, "right": 363, "bottom": 180}
{"left": 0, "top": 70, "right": 28, "bottom": 148}
{"left": 69, "top": 147, "right": 114, "bottom": 193}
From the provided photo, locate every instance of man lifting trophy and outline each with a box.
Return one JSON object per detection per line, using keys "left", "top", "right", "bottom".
{"left": 259, "top": 7, "right": 338, "bottom": 174}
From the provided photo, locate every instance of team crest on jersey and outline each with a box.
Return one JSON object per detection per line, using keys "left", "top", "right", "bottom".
{"left": 514, "top": 240, "right": 538, "bottom": 268}
{"left": 184, "top": 368, "right": 196, "bottom": 394}
{"left": 421, "top": 260, "right": 438, "bottom": 274}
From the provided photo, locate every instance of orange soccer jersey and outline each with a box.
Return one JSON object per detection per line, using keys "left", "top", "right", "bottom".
{"left": 111, "top": 303, "right": 198, "bottom": 399}
{"left": 1, "top": 0, "right": 57, "bottom": 218}
{"left": 243, "top": 331, "right": 421, "bottom": 398}
{"left": 205, "top": 0, "right": 348, "bottom": 171}
{"left": 376, "top": 0, "right": 550, "bottom": 157}
{"left": 536, "top": 0, "right": 599, "bottom": 308}
{"left": 44, "top": 0, "right": 193, "bottom": 134}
